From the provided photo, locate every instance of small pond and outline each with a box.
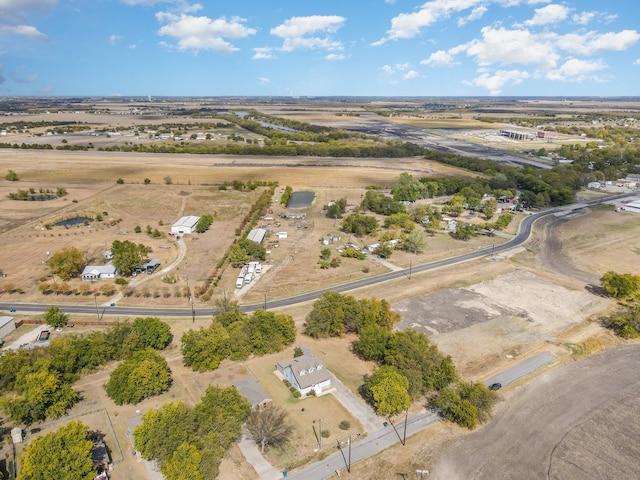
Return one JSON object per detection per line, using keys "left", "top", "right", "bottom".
{"left": 287, "top": 191, "right": 315, "bottom": 208}
{"left": 55, "top": 216, "right": 93, "bottom": 227}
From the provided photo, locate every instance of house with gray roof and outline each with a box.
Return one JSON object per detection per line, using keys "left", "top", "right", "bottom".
{"left": 233, "top": 378, "right": 272, "bottom": 411}
{"left": 81, "top": 265, "right": 118, "bottom": 281}
{"left": 276, "top": 354, "right": 332, "bottom": 397}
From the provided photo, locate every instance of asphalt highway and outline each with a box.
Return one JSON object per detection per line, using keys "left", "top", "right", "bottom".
{"left": 0, "top": 192, "right": 635, "bottom": 318}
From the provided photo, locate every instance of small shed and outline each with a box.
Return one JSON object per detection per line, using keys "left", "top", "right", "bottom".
{"left": 247, "top": 228, "right": 267, "bottom": 244}
{"left": 0, "top": 316, "right": 16, "bottom": 340}
{"left": 171, "top": 215, "right": 201, "bottom": 235}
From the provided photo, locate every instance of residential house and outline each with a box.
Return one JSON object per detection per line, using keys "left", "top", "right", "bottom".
{"left": 276, "top": 354, "right": 332, "bottom": 397}
{"left": 233, "top": 378, "right": 272, "bottom": 411}
{"left": 82, "top": 265, "right": 118, "bottom": 281}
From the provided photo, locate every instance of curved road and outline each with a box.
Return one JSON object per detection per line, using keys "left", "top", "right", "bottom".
{"left": 0, "top": 192, "right": 634, "bottom": 318}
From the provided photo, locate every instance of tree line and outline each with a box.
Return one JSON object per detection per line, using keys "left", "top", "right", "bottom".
{"left": 0, "top": 317, "right": 171, "bottom": 424}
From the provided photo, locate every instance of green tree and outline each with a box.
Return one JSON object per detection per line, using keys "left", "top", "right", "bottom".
{"left": 228, "top": 243, "right": 250, "bottom": 267}
{"left": 353, "top": 324, "right": 391, "bottom": 362}
{"left": 5, "top": 169, "right": 19, "bottom": 181}
{"left": 342, "top": 214, "right": 379, "bottom": 236}
{"left": 195, "top": 214, "right": 213, "bottom": 233}
{"left": 304, "top": 291, "right": 357, "bottom": 338}
{"left": 43, "top": 305, "right": 69, "bottom": 328}
{"left": 132, "top": 317, "right": 172, "bottom": 350}
{"left": 363, "top": 366, "right": 410, "bottom": 417}
{"left": 116, "top": 177, "right": 124, "bottom": 184}
{"left": 245, "top": 405, "right": 293, "bottom": 453}
{"left": 181, "top": 321, "right": 230, "bottom": 371}
{"left": 433, "top": 387, "right": 478, "bottom": 429}
{"left": 104, "top": 349, "right": 172, "bottom": 405}
{"left": 403, "top": 228, "right": 427, "bottom": 254}
{"left": 377, "top": 244, "right": 393, "bottom": 259}
{"left": 19, "top": 421, "right": 95, "bottom": 480}
{"left": 133, "top": 401, "right": 197, "bottom": 464}
{"left": 47, "top": 246, "right": 86, "bottom": 280}
{"left": 326, "top": 198, "right": 347, "bottom": 219}
{"left": 454, "top": 222, "right": 476, "bottom": 241}
{"left": 601, "top": 271, "right": 640, "bottom": 298}
{"left": 111, "top": 239, "right": 148, "bottom": 276}
{"left": 161, "top": 442, "right": 203, "bottom": 480}
{"left": 3, "top": 363, "right": 79, "bottom": 423}
{"left": 481, "top": 197, "right": 498, "bottom": 220}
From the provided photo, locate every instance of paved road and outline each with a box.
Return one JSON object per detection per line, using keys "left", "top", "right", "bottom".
{"left": 284, "top": 409, "right": 440, "bottom": 480}
{"left": 0, "top": 192, "right": 635, "bottom": 318}
{"left": 484, "top": 351, "right": 557, "bottom": 388}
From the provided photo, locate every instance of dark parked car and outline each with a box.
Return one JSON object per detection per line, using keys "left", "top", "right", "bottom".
{"left": 489, "top": 383, "right": 502, "bottom": 391}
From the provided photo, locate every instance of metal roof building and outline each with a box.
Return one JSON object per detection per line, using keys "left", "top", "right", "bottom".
{"left": 171, "top": 215, "right": 201, "bottom": 235}
{"left": 247, "top": 228, "right": 266, "bottom": 243}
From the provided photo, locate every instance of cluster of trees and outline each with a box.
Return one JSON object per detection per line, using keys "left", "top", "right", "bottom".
{"left": 47, "top": 247, "right": 86, "bottom": 280}
{"left": 342, "top": 213, "right": 379, "bottom": 236}
{"left": 105, "top": 349, "right": 171, "bottom": 404}
{"left": 133, "top": 386, "right": 250, "bottom": 480}
{"left": 280, "top": 185, "right": 293, "bottom": 206}
{"left": 0, "top": 317, "right": 171, "bottom": 424}
{"left": 600, "top": 271, "right": 640, "bottom": 338}
{"left": 181, "top": 307, "right": 296, "bottom": 371}
{"left": 357, "top": 325, "right": 497, "bottom": 428}
{"left": 7, "top": 186, "right": 67, "bottom": 201}
{"left": 303, "top": 293, "right": 496, "bottom": 427}
{"left": 304, "top": 291, "right": 400, "bottom": 339}
{"left": 362, "top": 189, "right": 406, "bottom": 215}
{"left": 19, "top": 421, "right": 97, "bottom": 480}
{"left": 325, "top": 197, "right": 347, "bottom": 219}
{"left": 111, "top": 239, "right": 151, "bottom": 276}
{"left": 228, "top": 238, "right": 267, "bottom": 267}
{"left": 195, "top": 214, "right": 214, "bottom": 233}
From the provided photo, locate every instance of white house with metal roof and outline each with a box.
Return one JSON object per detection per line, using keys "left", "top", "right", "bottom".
{"left": 81, "top": 265, "right": 118, "bottom": 281}
{"left": 276, "top": 354, "right": 332, "bottom": 397}
{"left": 171, "top": 215, "right": 201, "bottom": 235}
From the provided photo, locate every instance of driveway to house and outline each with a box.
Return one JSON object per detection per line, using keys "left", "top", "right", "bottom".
{"left": 105, "top": 237, "right": 186, "bottom": 306}
{"left": 329, "top": 376, "right": 383, "bottom": 434}
{"left": 2, "top": 323, "right": 50, "bottom": 350}
{"left": 237, "top": 430, "right": 283, "bottom": 480}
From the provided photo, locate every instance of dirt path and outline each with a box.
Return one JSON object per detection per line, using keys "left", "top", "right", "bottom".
{"left": 535, "top": 214, "right": 600, "bottom": 285}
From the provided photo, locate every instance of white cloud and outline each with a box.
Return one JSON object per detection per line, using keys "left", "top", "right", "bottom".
{"left": 325, "top": 53, "right": 346, "bottom": 61}
{"left": 403, "top": 70, "right": 419, "bottom": 79}
{"left": 572, "top": 11, "right": 596, "bottom": 25}
{"left": 11, "top": 71, "right": 39, "bottom": 83}
{"left": 109, "top": 34, "right": 123, "bottom": 45}
{"left": 0, "top": 0, "right": 56, "bottom": 20}
{"left": 421, "top": 50, "right": 457, "bottom": 67}
{"left": 458, "top": 6, "right": 488, "bottom": 26}
{"left": 270, "top": 15, "right": 345, "bottom": 52}
{"left": 465, "top": 69, "right": 530, "bottom": 95}
{"left": 374, "top": 0, "right": 485, "bottom": 44}
{"left": 524, "top": 4, "right": 570, "bottom": 26}
{"left": 465, "top": 26, "right": 560, "bottom": 69}
{"left": 252, "top": 47, "right": 275, "bottom": 60}
{"left": 380, "top": 64, "right": 395, "bottom": 74}
{"left": 2, "top": 25, "right": 48, "bottom": 41}
{"left": 395, "top": 62, "right": 412, "bottom": 71}
{"left": 120, "top": 0, "right": 168, "bottom": 5}
{"left": 546, "top": 58, "right": 606, "bottom": 81}
{"left": 557, "top": 29, "right": 640, "bottom": 55}
{"left": 259, "top": 77, "right": 271, "bottom": 85}
{"left": 635, "top": 59, "right": 640, "bottom": 65}
{"left": 156, "top": 13, "right": 256, "bottom": 53}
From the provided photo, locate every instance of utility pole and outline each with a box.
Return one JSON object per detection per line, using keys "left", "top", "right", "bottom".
{"left": 93, "top": 291, "right": 100, "bottom": 321}
{"left": 186, "top": 276, "right": 195, "bottom": 323}
{"left": 319, "top": 418, "right": 322, "bottom": 450}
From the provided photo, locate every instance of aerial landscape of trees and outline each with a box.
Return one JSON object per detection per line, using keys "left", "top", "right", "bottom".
{"left": 133, "top": 386, "right": 250, "bottom": 479}
{"left": 181, "top": 307, "right": 296, "bottom": 371}
{"left": 0, "top": 317, "right": 172, "bottom": 424}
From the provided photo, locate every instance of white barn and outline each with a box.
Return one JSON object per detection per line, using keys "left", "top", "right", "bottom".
{"left": 171, "top": 216, "right": 201, "bottom": 235}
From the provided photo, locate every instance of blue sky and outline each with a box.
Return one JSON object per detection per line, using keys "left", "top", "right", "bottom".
{"left": 1, "top": 0, "right": 639, "bottom": 97}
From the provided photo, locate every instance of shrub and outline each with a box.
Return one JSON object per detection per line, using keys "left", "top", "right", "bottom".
{"left": 339, "top": 421, "right": 351, "bottom": 431}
